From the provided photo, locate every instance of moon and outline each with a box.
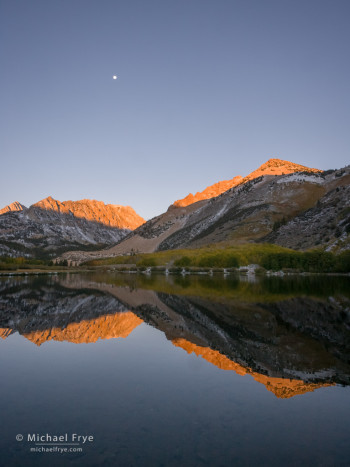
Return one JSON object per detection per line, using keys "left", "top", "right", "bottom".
{"left": 113, "top": 75, "right": 117, "bottom": 80}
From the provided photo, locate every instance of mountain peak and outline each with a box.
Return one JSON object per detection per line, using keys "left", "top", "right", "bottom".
{"left": 0, "top": 201, "right": 26, "bottom": 216}
{"left": 172, "top": 158, "right": 322, "bottom": 208}
{"left": 32, "top": 196, "right": 59, "bottom": 210}
{"left": 253, "top": 158, "right": 321, "bottom": 175}
{"left": 31, "top": 197, "right": 145, "bottom": 230}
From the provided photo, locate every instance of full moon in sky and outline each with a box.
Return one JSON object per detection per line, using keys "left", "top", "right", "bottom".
{"left": 113, "top": 75, "right": 117, "bottom": 80}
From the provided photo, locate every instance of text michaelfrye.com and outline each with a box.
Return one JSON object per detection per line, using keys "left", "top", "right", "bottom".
{"left": 16, "top": 433, "right": 94, "bottom": 455}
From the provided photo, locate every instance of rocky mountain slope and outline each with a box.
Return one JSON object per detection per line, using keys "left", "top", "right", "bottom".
{"left": 158, "top": 167, "right": 349, "bottom": 252}
{"left": 0, "top": 197, "right": 145, "bottom": 258}
{"left": 61, "top": 159, "right": 349, "bottom": 264}
{"left": 173, "top": 158, "right": 321, "bottom": 207}
{"left": 173, "top": 176, "right": 244, "bottom": 207}
{"left": 264, "top": 172, "right": 350, "bottom": 250}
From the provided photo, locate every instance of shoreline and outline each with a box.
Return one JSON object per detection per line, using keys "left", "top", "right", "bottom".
{"left": 1, "top": 267, "right": 349, "bottom": 277}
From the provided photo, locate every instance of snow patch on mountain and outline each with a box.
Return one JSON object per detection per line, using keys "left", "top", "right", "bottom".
{"left": 277, "top": 173, "right": 325, "bottom": 185}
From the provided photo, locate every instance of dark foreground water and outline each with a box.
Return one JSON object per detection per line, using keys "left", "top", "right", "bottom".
{"left": 0, "top": 272, "right": 349, "bottom": 466}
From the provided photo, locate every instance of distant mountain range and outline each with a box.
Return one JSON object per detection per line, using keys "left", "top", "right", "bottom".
{"left": 1, "top": 158, "right": 349, "bottom": 260}
{"left": 0, "top": 197, "right": 145, "bottom": 258}
{"left": 59, "top": 158, "right": 349, "bottom": 264}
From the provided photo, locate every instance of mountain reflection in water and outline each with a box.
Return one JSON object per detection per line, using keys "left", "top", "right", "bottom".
{"left": 1, "top": 273, "right": 349, "bottom": 399}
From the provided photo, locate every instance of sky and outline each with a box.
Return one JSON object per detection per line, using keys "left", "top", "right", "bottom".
{"left": 1, "top": 0, "right": 349, "bottom": 220}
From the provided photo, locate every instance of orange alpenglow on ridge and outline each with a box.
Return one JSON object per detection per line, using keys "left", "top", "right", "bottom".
{"left": 173, "top": 176, "right": 243, "bottom": 207}
{"left": 172, "top": 338, "right": 333, "bottom": 398}
{"left": 0, "top": 328, "right": 12, "bottom": 339}
{"left": 21, "top": 312, "right": 143, "bottom": 346}
{"left": 173, "top": 158, "right": 322, "bottom": 208}
{"left": 0, "top": 201, "right": 25, "bottom": 216}
{"left": 244, "top": 158, "right": 321, "bottom": 180}
{"left": 32, "top": 196, "right": 145, "bottom": 230}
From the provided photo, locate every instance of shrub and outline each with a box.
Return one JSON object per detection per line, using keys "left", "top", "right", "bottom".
{"left": 174, "top": 256, "right": 192, "bottom": 267}
{"left": 137, "top": 258, "right": 157, "bottom": 267}
{"left": 261, "top": 250, "right": 337, "bottom": 272}
{"left": 334, "top": 251, "right": 350, "bottom": 273}
{"left": 196, "top": 252, "right": 239, "bottom": 268}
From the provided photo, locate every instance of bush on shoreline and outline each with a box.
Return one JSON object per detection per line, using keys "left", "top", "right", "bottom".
{"left": 260, "top": 250, "right": 350, "bottom": 273}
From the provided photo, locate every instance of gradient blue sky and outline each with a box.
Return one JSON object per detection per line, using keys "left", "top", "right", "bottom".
{"left": 1, "top": 0, "right": 349, "bottom": 220}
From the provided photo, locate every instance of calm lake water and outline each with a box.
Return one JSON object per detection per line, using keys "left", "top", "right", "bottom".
{"left": 0, "top": 272, "right": 349, "bottom": 466}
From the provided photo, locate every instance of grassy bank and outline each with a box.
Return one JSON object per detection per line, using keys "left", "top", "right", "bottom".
{"left": 0, "top": 256, "right": 50, "bottom": 270}
{"left": 84, "top": 243, "right": 350, "bottom": 273}
{"left": 0, "top": 256, "right": 74, "bottom": 272}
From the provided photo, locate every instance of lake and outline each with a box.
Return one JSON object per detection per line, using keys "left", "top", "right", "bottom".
{"left": 0, "top": 272, "right": 349, "bottom": 466}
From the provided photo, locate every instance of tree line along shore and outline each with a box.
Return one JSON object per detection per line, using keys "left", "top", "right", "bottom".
{"left": 2, "top": 244, "right": 349, "bottom": 274}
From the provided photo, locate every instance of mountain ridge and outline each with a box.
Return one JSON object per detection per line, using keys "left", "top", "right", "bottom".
{"left": 172, "top": 158, "right": 321, "bottom": 208}
{"left": 31, "top": 196, "right": 144, "bottom": 230}
{"left": 0, "top": 197, "right": 145, "bottom": 258}
{"left": 60, "top": 160, "right": 350, "bottom": 264}
{"left": 60, "top": 158, "right": 340, "bottom": 263}
{"left": 2, "top": 158, "right": 348, "bottom": 263}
